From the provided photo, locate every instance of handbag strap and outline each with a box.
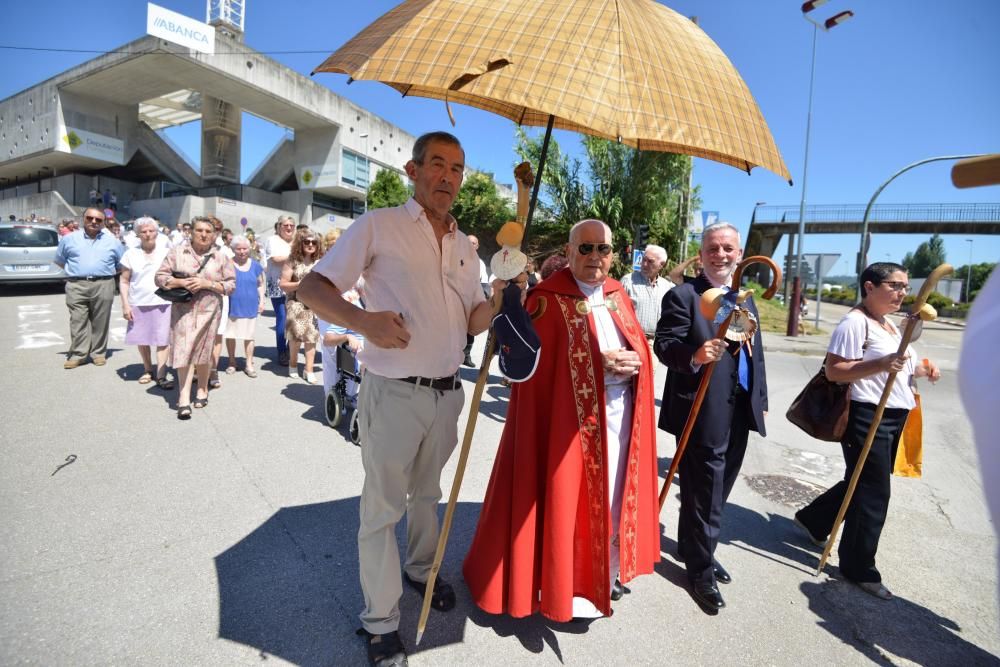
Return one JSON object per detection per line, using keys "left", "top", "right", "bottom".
{"left": 194, "top": 252, "right": 214, "bottom": 275}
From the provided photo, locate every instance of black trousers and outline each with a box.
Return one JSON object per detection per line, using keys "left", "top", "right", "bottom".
{"left": 797, "top": 400, "right": 909, "bottom": 583}
{"left": 678, "top": 390, "right": 751, "bottom": 584}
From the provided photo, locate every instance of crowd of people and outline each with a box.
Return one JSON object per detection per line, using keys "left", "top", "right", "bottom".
{"left": 47, "top": 131, "right": 942, "bottom": 667}
{"left": 51, "top": 205, "right": 348, "bottom": 420}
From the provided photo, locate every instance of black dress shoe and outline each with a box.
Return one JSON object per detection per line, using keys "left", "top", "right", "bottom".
{"left": 691, "top": 581, "right": 726, "bottom": 611}
{"left": 611, "top": 578, "right": 624, "bottom": 601}
{"left": 713, "top": 561, "right": 732, "bottom": 585}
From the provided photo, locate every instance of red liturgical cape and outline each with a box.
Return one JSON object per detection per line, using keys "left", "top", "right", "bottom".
{"left": 463, "top": 268, "right": 660, "bottom": 621}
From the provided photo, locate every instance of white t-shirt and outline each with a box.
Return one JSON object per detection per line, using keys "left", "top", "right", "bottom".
{"left": 120, "top": 246, "right": 170, "bottom": 306}
{"left": 264, "top": 235, "right": 291, "bottom": 284}
{"left": 828, "top": 310, "right": 917, "bottom": 410}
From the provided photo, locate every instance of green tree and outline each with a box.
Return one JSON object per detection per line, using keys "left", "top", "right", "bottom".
{"left": 901, "top": 234, "right": 947, "bottom": 278}
{"left": 954, "top": 261, "right": 996, "bottom": 300}
{"left": 450, "top": 171, "right": 514, "bottom": 255}
{"left": 582, "top": 135, "right": 692, "bottom": 264}
{"left": 514, "top": 128, "right": 696, "bottom": 267}
{"left": 366, "top": 168, "right": 410, "bottom": 210}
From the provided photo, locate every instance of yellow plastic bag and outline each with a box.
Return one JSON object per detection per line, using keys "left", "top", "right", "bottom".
{"left": 894, "top": 393, "right": 923, "bottom": 478}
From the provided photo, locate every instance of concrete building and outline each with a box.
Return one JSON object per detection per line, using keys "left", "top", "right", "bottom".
{"left": 0, "top": 11, "right": 414, "bottom": 236}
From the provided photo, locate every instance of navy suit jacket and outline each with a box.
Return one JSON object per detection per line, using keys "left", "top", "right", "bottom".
{"left": 653, "top": 274, "right": 768, "bottom": 444}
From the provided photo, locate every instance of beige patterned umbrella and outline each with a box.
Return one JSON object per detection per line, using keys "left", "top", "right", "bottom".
{"left": 315, "top": 0, "right": 791, "bottom": 182}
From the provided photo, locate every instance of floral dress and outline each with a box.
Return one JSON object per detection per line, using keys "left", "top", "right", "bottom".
{"left": 155, "top": 246, "right": 236, "bottom": 367}
{"left": 285, "top": 260, "right": 319, "bottom": 344}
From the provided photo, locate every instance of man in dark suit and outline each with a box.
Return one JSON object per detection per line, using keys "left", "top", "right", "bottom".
{"left": 653, "top": 222, "right": 768, "bottom": 613}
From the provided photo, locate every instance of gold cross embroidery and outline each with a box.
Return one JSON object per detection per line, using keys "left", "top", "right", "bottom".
{"left": 573, "top": 349, "right": 588, "bottom": 364}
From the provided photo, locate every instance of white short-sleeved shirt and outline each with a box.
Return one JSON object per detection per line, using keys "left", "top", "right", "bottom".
{"left": 120, "top": 246, "right": 170, "bottom": 306}
{"left": 264, "top": 235, "right": 291, "bottom": 284}
{"left": 312, "top": 198, "right": 485, "bottom": 379}
{"left": 828, "top": 310, "right": 917, "bottom": 410}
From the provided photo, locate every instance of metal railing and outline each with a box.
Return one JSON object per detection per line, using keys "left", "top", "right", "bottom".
{"left": 754, "top": 203, "right": 1000, "bottom": 224}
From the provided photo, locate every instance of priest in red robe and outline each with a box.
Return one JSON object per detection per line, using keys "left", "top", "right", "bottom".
{"left": 464, "top": 219, "right": 661, "bottom": 622}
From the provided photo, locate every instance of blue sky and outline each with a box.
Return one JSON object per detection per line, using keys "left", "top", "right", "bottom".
{"left": 2, "top": 0, "right": 998, "bottom": 276}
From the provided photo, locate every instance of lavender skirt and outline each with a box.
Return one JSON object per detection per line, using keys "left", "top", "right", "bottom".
{"left": 125, "top": 304, "right": 171, "bottom": 346}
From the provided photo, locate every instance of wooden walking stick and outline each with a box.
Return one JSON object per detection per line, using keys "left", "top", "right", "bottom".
{"left": 415, "top": 163, "right": 535, "bottom": 645}
{"left": 815, "top": 263, "right": 952, "bottom": 575}
{"left": 658, "top": 256, "right": 781, "bottom": 510}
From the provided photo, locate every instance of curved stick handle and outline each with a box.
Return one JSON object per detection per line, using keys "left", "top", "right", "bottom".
{"left": 815, "top": 263, "right": 952, "bottom": 575}
{"left": 909, "top": 263, "right": 954, "bottom": 313}
{"left": 730, "top": 255, "right": 782, "bottom": 299}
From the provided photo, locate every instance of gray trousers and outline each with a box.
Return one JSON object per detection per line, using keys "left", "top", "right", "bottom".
{"left": 357, "top": 371, "right": 464, "bottom": 634}
{"left": 65, "top": 279, "right": 115, "bottom": 360}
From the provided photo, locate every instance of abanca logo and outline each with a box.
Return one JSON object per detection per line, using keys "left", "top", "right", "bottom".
{"left": 153, "top": 17, "right": 210, "bottom": 44}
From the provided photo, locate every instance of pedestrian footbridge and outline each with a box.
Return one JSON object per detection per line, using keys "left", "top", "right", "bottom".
{"left": 746, "top": 202, "right": 1000, "bottom": 261}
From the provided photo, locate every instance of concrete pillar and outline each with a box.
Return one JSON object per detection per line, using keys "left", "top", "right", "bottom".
{"left": 201, "top": 96, "right": 241, "bottom": 185}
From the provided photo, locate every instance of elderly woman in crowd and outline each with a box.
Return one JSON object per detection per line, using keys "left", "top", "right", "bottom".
{"left": 280, "top": 228, "right": 323, "bottom": 383}
{"left": 264, "top": 216, "right": 296, "bottom": 367}
{"left": 119, "top": 216, "right": 172, "bottom": 389}
{"left": 794, "top": 262, "right": 941, "bottom": 600}
{"left": 223, "top": 235, "right": 265, "bottom": 377}
{"left": 155, "top": 217, "right": 235, "bottom": 419}
{"left": 209, "top": 216, "right": 231, "bottom": 389}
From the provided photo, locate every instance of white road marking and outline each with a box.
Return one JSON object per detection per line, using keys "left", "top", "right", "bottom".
{"left": 16, "top": 304, "right": 64, "bottom": 349}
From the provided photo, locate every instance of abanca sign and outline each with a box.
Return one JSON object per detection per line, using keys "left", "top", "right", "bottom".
{"left": 147, "top": 2, "right": 216, "bottom": 55}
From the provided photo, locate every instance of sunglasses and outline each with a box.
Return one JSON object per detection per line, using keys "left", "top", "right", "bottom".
{"left": 303, "top": 239, "right": 318, "bottom": 246}
{"left": 84, "top": 215, "right": 105, "bottom": 222}
{"left": 881, "top": 280, "right": 911, "bottom": 294}
{"left": 577, "top": 243, "right": 613, "bottom": 257}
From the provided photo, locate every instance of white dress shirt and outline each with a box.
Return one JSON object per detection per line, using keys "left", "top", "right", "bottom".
{"left": 313, "top": 198, "right": 485, "bottom": 379}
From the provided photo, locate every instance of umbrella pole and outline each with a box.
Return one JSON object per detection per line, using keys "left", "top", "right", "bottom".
{"left": 815, "top": 263, "right": 952, "bottom": 575}
{"left": 525, "top": 115, "right": 555, "bottom": 233}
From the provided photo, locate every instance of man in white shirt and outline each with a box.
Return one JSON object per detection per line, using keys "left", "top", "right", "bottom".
{"left": 620, "top": 244, "right": 675, "bottom": 338}
{"left": 298, "top": 132, "right": 499, "bottom": 667}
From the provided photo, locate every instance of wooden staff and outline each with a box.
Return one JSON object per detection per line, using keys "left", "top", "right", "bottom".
{"left": 816, "top": 263, "right": 953, "bottom": 574}
{"left": 658, "top": 256, "right": 781, "bottom": 510}
{"left": 415, "top": 163, "right": 534, "bottom": 645}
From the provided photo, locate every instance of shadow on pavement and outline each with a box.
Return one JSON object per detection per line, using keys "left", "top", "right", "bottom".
{"left": 720, "top": 503, "right": 819, "bottom": 573}
{"left": 801, "top": 575, "right": 1000, "bottom": 665}
{"left": 215, "top": 498, "right": 487, "bottom": 666}
{"left": 0, "top": 282, "right": 66, "bottom": 297}
{"left": 281, "top": 382, "right": 327, "bottom": 426}
{"left": 476, "top": 384, "right": 513, "bottom": 424}
{"left": 466, "top": 604, "right": 595, "bottom": 662}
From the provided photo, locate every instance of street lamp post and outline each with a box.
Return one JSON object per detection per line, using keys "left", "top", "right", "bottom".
{"left": 966, "top": 238, "right": 974, "bottom": 302}
{"left": 854, "top": 153, "right": 985, "bottom": 303}
{"left": 790, "top": 1, "right": 854, "bottom": 336}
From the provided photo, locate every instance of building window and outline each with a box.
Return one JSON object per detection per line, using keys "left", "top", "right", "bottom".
{"left": 342, "top": 150, "right": 370, "bottom": 189}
